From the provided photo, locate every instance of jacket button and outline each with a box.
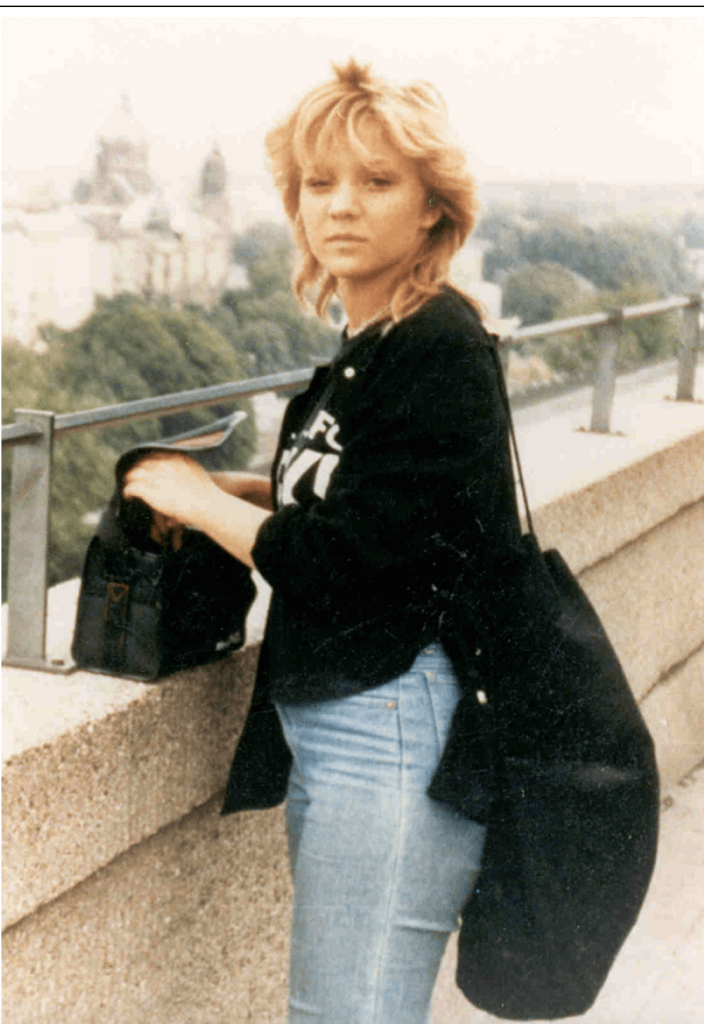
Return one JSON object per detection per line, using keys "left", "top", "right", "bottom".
{"left": 476, "top": 690, "right": 488, "bottom": 705}
{"left": 475, "top": 648, "right": 482, "bottom": 657}
{"left": 386, "top": 700, "right": 397, "bottom": 709}
{"left": 343, "top": 366, "right": 356, "bottom": 379}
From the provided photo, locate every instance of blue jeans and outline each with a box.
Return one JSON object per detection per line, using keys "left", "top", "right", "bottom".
{"left": 275, "top": 645, "right": 487, "bottom": 1024}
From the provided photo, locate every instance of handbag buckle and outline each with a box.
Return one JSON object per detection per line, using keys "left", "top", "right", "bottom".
{"left": 105, "top": 581, "right": 130, "bottom": 622}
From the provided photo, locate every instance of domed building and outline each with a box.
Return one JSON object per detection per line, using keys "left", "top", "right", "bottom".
{"left": 199, "top": 145, "right": 232, "bottom": 229}
{"left": 3, "top": 101, "right": 235, "bottom": 346}
{"left": 74, "top": 94, "right": 154, "bottom": 206}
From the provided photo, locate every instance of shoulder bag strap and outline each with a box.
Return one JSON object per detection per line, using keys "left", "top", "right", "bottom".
{"left": 488, "top": 340, "right": 537, "bottom": 539}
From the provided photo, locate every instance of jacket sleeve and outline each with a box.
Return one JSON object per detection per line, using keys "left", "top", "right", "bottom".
{"left": 251, "top": 302, "right": 520, "bottom": 627}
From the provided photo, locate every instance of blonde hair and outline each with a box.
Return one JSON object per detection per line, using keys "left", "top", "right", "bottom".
{"left": 265, "top": 59, "right": 481, "bottom": 323}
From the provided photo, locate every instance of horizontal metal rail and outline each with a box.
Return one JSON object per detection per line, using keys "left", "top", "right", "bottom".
{"left": 2, "top": 292, "right": 702, "bottom": 673}
{"left": 508, "top": 309, "right": 614, "bottom": 342}
{"left": 2, "top": 368, "right": 316, "bottom": 449}
{"left": 503, "top": 294, "right": 696, "bottom": 344}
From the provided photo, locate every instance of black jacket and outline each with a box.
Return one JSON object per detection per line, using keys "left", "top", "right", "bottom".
{"left": 222, "top": 288, "right": 524, "bottom": 820}
{"left": 221, "top": 287, "right": 659, "bottom": 1020}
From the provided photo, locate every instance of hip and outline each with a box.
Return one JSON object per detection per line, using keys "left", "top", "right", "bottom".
{"left": 275, "top": 644, "right": 462, "bottom": 796}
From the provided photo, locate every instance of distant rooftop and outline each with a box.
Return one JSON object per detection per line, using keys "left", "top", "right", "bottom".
{"left": 97, "top": 93, "right": 148, "bottom": 146}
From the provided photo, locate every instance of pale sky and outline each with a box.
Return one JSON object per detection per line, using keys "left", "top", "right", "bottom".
{"left": 2, "top": 10, "right": 703, "bottom": 219}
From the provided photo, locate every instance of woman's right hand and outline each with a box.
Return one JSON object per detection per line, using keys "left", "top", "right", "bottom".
{"left": 124, "top": 459, "right": 271, "bottom": 570}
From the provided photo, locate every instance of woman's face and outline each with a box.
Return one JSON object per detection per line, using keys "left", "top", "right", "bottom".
{"left": 298, "top": 116, "right": 439, "bottom": 298}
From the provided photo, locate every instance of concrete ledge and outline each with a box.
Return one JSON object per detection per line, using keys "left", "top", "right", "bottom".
{"left": 533, "top": 428, "right": 704, "bottom": 575}
{"left": 2, "top": 647, "right": 259, "bottom": 930}
{"left": 579, "top": 499, "right": 704, "bottom": 700}
{"left": 2, "top": 798, "right": 292, "bottom": 1024}
{"left": 3, "top": 391, "right": 704, "bottom": 1018}
{"left": 2, "top": 575, "right": 271, "bottom": 931}
{"left": 518, "top": 363, "right": 704, "bottom": 523}
{"left": 641, "top": 644, "right": 704, "bottom": 790}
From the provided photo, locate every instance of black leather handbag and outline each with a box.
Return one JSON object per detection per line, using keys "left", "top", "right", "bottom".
{"left": 72, "top": 414, "right": 257, "bottom": 681}
{"left": 456, "top": 346, "right": 660, "bottom": 1020}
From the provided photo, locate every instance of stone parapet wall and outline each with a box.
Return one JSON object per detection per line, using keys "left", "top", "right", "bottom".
{"left": 3, "top": 408, "right": 704, "bottom": 1023}
{"left": 2, "top": 645, "right": 261, "bottom": 932}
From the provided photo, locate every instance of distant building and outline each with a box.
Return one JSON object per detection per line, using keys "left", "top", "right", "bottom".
{"left": 2, "top": 205, "right": 97, "bottom": 346}
{"left": 451, "top": 236, "right": 555, "bottom": 393}
{"left": 686, "top": 248, "right": 704, "bottom": 286}
{"left": 199, "top": 145, "right": 231, "bottom": 227}
{"left": 450, "top": 236, "right": 514, "bottom": 333}
{"left": 2, "top": 98, "right": 234, "bottom": 348}
{"left": 73, "top": 94, "right": 155, "bottom": 206}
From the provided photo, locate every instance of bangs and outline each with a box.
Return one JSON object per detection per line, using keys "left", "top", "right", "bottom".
{"left": 293, "top": 94, "right": 411, "bottom": 172}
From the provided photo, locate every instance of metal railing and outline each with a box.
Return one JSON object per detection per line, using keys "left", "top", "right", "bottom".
{"left": 2, "top": 293, "right": 702, "bottom": 673}
{"left": 502, "top": 293, "right": 702, "bottom": 431}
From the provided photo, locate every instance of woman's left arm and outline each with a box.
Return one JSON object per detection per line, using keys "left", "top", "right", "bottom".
{"left": 122, "top": 454, "right": 271, "bottom": 570}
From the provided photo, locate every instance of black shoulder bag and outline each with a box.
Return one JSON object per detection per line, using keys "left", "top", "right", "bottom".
{"left": 456, "top": 345, "right": 660, "bottom": 1019}
{"left": 72, "top": 414, "right": 256, "bottom": 681}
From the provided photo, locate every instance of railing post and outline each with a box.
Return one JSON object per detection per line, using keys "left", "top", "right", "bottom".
{"left": 675, "top": 295, "right": 702, "bottom": 401}
{"left": 3, "top": 409, "right": 70, "bottom": 672}
{"left": 589, "top": 311, "right": 622, "bottom": 433}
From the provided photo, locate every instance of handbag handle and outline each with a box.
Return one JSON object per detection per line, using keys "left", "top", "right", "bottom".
{"left": 488, "top": 341, "right": 537, "bottom": 539}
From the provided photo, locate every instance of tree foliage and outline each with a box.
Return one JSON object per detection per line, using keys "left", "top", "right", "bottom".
{"left": 477, "top": 207, "right": 696, "bottom": 389}
{"left": 679, "top": 211, "right": 704, "bottom": 249}
{"left": 478, "top": 210, "right": 696, "bottom": 296}
{"left": 2, "top": 345, "right": 116, "bottom": 593}
{"left": 3, "top": 298, "right": 257, "bottom": 595}
{"left": 502, "top": 261, "right": 590, "bottom": 327}
{"left": 527, "top": 283, "right": 682, "bottom": 386}
{"left": 233, "top": 222, "right": 294, "bottom": 296}
{"left": 4, "top": 220, "right": 344, "bottom": 596}
{"left": 223, "top": 222, "right": 338, "bottom": 376}
{"left": 47, "top": 294, "right": 255, "bottom": 461}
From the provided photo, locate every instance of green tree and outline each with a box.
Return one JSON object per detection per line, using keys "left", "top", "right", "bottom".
{"left": 229, "top": 290, "right": 337, "bottom": 372}
{"left": 47, "top": 294, "right": 256, "bottom": 466}
{"left": 4, "top": 297, "right": 257, "bottom": 595}
{"left": 232, "top": 222, "right": 294, "bottom": 297}
{"left": 476, "top": 210, "right": 524, "bottom": 282}
{"left": 238, "top": 319, "right": 290, "bottom": 376}
{"left": 502, "top": 261, "right": 589, "bottom": 326}
{"left": 2, "top": 345, "right": 116, "bottom": 594}
{"left": 538, "top": 283, "right": 681, "bottom": 384}
{"left": 223, "top": 221, "right": 339, "bottom": 374}
{"left": 679, "top": 212, "right": 704, "bottom": 249}
{"left": 479, "top": 208, "right": 696, "bottom": 295}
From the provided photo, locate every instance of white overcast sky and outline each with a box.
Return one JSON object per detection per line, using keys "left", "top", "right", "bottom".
{"left": 2, "top": 9, "right": 703, "bottom": 215}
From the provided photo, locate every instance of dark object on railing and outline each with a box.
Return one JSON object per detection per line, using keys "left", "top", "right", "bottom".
{"left": 72, "top": 526, "right": 255, "bottom": 681}
{"left": 3, "top": 369, "right": 312, "bottom": 673}
{"left": 455, "top": 349, "right": 659, "bottom": 1019}
{"left": 71, "top": 414, "right": 256, "bottom": 681}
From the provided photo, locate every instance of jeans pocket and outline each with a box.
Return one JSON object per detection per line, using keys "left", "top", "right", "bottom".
{"left": 341, "top": 690, "right": 399, "bottom": 709}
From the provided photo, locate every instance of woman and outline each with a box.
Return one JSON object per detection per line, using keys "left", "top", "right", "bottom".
{"left": 124, "top": 60, "right": 522, "bottom": 1024}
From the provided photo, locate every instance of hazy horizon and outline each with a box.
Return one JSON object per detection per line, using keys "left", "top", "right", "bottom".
{"left": 3, "top": 12, "right": 703, "bottom": 220}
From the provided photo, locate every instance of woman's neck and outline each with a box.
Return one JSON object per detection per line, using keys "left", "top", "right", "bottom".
{"left": 337, "top": 278, "right": 395, "bottom": 334}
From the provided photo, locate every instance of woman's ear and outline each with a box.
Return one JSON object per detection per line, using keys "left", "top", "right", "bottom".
{"left": 420, "top": 205, "right": 443, "bottom": 231}
{"left": 420, "top": 192, "right": 444, "bottom": 231}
